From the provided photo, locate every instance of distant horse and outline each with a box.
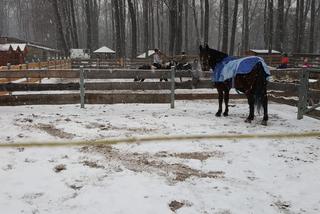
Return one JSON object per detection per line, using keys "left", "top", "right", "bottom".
{"left": 199, "top": 44, "right": 270, "bottom": 125}
{"left": 136, "top": 61, "right": 192, "bottom": 82}
{"left": 135, "top": 61, "right": 175, "bottom": 82}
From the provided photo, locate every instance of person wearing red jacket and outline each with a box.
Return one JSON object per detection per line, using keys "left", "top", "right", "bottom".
{"left": 278, "top": 53, "right": 289, "bottom": 69}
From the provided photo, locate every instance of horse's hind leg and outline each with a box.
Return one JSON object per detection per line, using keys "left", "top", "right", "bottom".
{"left": 223, "top": 88, "right": 230, "bottom": 116}
{"left": 245, "top": 94, "right": 255, "bottom": 123}
{"left": 261, "top": 88, "right": 269, "bottom": 126}
{"left": 216, "top": 88, "right": 223, "bottom": 117}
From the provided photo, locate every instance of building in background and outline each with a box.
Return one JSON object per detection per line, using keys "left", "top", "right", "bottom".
{"left": 0, "top": 37, "right": 60, "bottom": 66}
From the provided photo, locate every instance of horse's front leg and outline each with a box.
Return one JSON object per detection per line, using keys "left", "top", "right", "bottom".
{"left": 223, "top": 88, "right": 230, "bottom": 116}
{"left": 216, "top": 88, "right": 223, "bottom": 117}
{"left": 245, "top": 93, "right": 255, "bottom": 123}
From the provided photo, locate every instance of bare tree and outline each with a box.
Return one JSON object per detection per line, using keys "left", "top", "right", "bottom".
{"left": 242, "top": 0, "right": 249, "bottom": 53}
{"left": 51, "top": 0, "right": 69, "bottom": 54}
{"left": 275, "top": 0, "right": 284, "bottom": 52}
{"left": 184, "top": 0, "right": 189, "bottom": 52}
{"left": 308, "top": 0, "right": 315, "bottom": 52}
{"left": 229, "top": 0, "right": 239, "bottom": 55}
{"left": 204, "top": 0, "right": 209, "bottom": 45}
{"left": 221, "top": 0, "right": 228, "bottom": 53}
{"left": 168, "top": 0, "right": 177, "bottom": 55}
{"left": 143, "top": 0, "right": 149, "bottom": 56}
{"left": 85, "top": 0, "right": 92, "bottom": 51}
{"left": 176, "top": 0, "right": 183, "bottom": 54}
{"left": 268, "top": 0, "right": 274, "bottom": 54}
{"left": 192, "top": 0, "right": 201, "bottom": 45}
{"left": 128, "top": 0, "right": 137, "bottom": 58}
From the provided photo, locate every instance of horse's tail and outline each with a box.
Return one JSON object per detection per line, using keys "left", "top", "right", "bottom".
{"left": 254, "top": 62, "right": 267, "bottom": 114}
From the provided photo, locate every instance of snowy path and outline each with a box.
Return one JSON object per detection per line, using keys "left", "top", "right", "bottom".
{"left": 0, "top": 100, "right": 320, "bottom": 213}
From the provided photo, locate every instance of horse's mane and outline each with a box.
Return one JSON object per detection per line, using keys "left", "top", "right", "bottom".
{"left": 206, "top": 46, "right": 228, "bottom": 63}
{"left": 199, "top": 45, "right": 229, "bottom": 69}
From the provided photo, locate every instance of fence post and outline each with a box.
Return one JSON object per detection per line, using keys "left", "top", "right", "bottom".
{"left": 170, "top": 66, "right": 175, "bottom": 109}
{"left": 297, "top": 68, "right": 309, "bottom": 119}
{"left": 80, "top": 66, "right": 85, "bottom": 109}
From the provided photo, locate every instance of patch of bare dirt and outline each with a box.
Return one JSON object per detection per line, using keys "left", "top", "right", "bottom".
{"left": 272, "top": 200, "right": 291, "bottom": 213}
{"left": 54, "top": 164, "right": 66, "bottom": 173}
{"left": 81, "top": 145, "right": 225, "bottom": 183}
{"left": 169, "top": 200, "right": 185, "bottom": 212}
{"left": 155, "top": 151, "right": 224, "bottom": 161}
{"left": 82, "top": 160, "right": 105, "bottom": 169}
{"left": 84, "top": 122, "right": 158, "bottom": 133}
{"left": 37, "top": 123, "right": 75, "bottom": 139}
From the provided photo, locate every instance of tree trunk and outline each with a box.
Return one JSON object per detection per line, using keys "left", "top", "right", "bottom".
{"left": 118, "top": 0, "right": 126, "bottom": 57}
{"left": 156, "top": 0, "right": 161, "bottom": 49}
{"left": 229, "top": 0, "right": 238, "bottom": 55}
{"left": 217, "top": 0, "right": 223, "bottom": 49}
{"left": 221, "top": 0, "right": 228, "bottom": 53}
{"left": 113, "top": 0, "right": 122, "bottom": 57}
{"left": 91, "top": 0, "right": 100, "bottom": 50}
{"left": 200, "top": 0, "right": 204, "bottom": 41}
{"left": 275, "top": 0, "right": 284, "bottom": 52}
{"left": 143, "top": 0, "right": 149, "bottom": 57}
{"left": 176, "top": 0, "right": 183, "bottom": 54}
{"left": 111, "top": 0, "right": 116, "bottom": 50}
{"left": 128, "top": 0, "right": 137, "bottom": 58}
{"left": 268, "top": 0, "right": 274, "bottom": 54}
{"left": 204, "top": 0, "right": 209, "bottom": 44}
{"left": 160, "top": 0, "right": 164, "bottom": 51}
{"left": 184, "top": 0, "right": 189, "bottom": 53}
{"left": 70, "top": 0, "right": 79, "bottom": 48}
{"left": 242, "top": 0, "right": 249, "bottom": 53}
{"left": 51, "top": 0, "right": 69, "bottom": 55}
{"left": 192, "top": 0, "right": 200, "bottom": 45}
{"left": 293, "top": 0, "right": 300, "bottom": 52}
{"left": 298, "top": 0, "right": 305, "bottom": 52}
{"left": 169, "top": 0, "right": 177, "bottom": 56}
{"left": 308, "top": 0, "right": 315, "bottom": 53}
{"left": 150, "top": 1, "right": 155, "bottom": 49}
{"left": 85, "top": 0, "right": 92, "bottom": 51}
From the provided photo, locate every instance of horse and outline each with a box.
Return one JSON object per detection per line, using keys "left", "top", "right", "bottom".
{"left": 199, "top": 44, "right": 270, "bottom": 126}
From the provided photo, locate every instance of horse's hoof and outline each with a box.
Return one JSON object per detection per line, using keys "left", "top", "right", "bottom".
{"left": 261, "top": 120, "right": 268, "bottom": 126}
{"left": 245, "top": 118, "right": 252, "bottom": 123}
{"left": 215, "top": 112, "right": 222, "bottom": 117}
{"left": 223, "top": 112, "right": 228, "bottom": 117}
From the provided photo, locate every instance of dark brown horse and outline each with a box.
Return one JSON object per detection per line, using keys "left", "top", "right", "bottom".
{"left": 199, "top": 45, "right": 269, "bottom": 125}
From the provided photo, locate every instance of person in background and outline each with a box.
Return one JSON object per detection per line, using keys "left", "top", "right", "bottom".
{"left": 191, "top": 58, "right": 202, "bottom": 88}
{"left": 153, "top": 49, "right": 162, "bottom": 69}
{"left": 277, "top": 53, "right": 289, "bottom": 69}
{"left": 303, "top": 57, "right": 311, "bottom": 68}
{"left": 153, "top": 49, "right": 168, "bottom": 82}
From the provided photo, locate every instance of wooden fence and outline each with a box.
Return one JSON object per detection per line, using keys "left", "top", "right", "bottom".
{"left": 297, "top": 68, "right": 320, "bottom": 119}
{"left": 0, "top": 67, "right": 319, "bottom": 119}
{"left": 0, "top": 59, "right": 71, "bottom": 71}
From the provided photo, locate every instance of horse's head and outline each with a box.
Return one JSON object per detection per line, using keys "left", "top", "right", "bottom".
{"left": 199, "top": 44, "right": 228, "bottom": 70}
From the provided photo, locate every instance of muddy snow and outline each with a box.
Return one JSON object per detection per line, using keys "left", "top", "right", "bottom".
{"left": 0, "top": 100, "right": 320, "bottom": 213}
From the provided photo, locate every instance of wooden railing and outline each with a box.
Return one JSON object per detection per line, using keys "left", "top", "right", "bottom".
{"left": 0, "top": 67, "right": 319, "bottom": 119}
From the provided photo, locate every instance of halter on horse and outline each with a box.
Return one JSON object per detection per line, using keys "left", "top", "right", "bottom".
{"left": 199, "top": 44, "right": 270, "bottom": 126}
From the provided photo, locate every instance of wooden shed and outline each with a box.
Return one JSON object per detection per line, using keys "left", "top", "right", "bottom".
{"left": 0, "top": 44, "right": 25, "bottom": 66}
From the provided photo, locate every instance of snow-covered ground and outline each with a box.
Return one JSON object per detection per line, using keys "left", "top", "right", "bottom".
{"left": 0, "top": 100, "right": 320, "bottom": 214}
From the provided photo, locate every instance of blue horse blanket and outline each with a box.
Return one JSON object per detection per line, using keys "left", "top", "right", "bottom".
{"left": 211, "top": 56, "right": 271, "bottom": 82}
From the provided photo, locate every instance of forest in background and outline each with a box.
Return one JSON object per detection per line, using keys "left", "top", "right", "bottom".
{"left": 0, "top": 0, "right": 320, "bottom": 57}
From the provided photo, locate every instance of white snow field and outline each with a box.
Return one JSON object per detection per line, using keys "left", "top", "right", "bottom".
{"left": 0, "top": 100, "right": 320, "bottom": 214}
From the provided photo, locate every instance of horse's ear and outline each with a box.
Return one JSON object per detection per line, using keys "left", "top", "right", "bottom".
{"left": 205, "top": 43, "right": 209, "bottom": 49}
